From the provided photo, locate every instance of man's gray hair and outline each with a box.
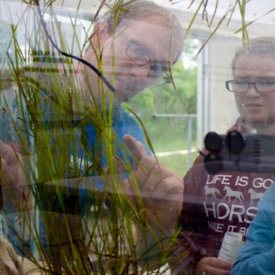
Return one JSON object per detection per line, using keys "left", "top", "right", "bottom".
{"left": 101, "top": 0, "right": 184, "bottom": 63}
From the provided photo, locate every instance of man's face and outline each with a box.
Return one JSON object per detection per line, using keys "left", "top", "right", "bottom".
{"left": 234, "top": 55, "right": 275, "bottom": 128}
{"left": 81, "top": 18, "right": 179, "bottom": 105}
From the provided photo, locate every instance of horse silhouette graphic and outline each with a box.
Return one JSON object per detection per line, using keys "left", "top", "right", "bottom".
{"left": 223, "top": 186, "right": 244, "bottom": 203}
{"left": 248, "top": 188, "right": 264, "bottom": 204}
{"left": 204, "top": 185, "right": 221, "bottom": 199}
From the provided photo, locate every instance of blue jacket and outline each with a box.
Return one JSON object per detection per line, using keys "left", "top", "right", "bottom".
{"left": 231, "top": 182, "right": 275, "bottom": 274}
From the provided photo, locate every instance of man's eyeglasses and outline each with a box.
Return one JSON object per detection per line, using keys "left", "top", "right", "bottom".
{"left": 125, "top": 41, "right": 171, "bottom": 86}
{"left": 225, "top": 79, "right": 275, "bottom": 93}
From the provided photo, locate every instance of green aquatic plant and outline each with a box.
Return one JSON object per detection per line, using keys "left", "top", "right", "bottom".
{"left": 0, "top": 1, "right": 181, "bottom": 274}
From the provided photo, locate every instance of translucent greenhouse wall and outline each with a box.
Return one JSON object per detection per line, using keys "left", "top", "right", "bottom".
{"left": 0, "top": 0, "right": 275, "bottom": 274}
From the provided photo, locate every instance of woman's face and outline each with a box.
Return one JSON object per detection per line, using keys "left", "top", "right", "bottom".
{"left": 234, "top": 55, "right": 275, "bottom": 128}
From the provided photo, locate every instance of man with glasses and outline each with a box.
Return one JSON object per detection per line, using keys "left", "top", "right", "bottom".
{"left": 0, "top": 0, "right": 184, "bottom": 273}
{"left": 76, "top": 1, "right": 183, "bottom": 106}
{"left": 169, "top": 37, "right": 275, "bottom": 275}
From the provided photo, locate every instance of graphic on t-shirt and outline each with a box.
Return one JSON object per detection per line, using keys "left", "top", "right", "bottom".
{"left": 222, "top": 186, "right": 244, "bottom": 203}
{"left": 248, "top": 188, "right": 264, "bottom": 205}
{"left": 204, "top": 185, "right": 221, "bottom": 199}
{"left": 203, "top": 174, "right": 273, "bottom": 235}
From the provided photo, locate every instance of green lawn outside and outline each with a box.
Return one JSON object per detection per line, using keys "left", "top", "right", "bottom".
{"left": 138, "top": 116, "right": 198, "bottom": 176}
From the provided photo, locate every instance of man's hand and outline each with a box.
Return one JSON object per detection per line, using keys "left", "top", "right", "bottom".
{"left": 122, "top": 134, "right": 184, "bottom": 236}
{"left": 0, "top": 141, "right": 23, "bottom": 185}
{"left": 195, "top": 257, "right": 232, "bottom": 275}
{"left": 0, "top": 140, "right": 29, "bottom": 211}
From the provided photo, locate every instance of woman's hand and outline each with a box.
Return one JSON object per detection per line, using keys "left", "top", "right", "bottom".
{"left": 195, "top": 257, "right": 232, "bottom": 275}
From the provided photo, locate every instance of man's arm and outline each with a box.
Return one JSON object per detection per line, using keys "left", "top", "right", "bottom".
{"left": 120, "top": 134, "right": 184, "bottom": 265}
{"left": 122, "top": 134, "right": 184, "bottom": 236}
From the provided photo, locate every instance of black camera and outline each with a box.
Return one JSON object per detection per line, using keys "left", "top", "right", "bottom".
{"left": 203, "top": 130, "right": 275, "bottom": 174}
